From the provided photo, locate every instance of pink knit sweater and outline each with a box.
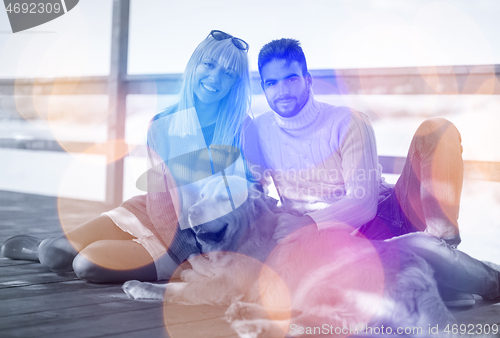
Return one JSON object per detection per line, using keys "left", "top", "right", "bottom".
{"left": 253, "top": 95, "right": 389, "bottom": 230}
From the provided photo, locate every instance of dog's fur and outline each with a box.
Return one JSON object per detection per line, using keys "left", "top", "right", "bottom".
{"left": 123, "top": 176, "right": 455, "bottom": 337}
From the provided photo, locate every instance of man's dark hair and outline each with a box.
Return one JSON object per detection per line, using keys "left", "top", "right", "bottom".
{"left": 258, "top": 38, "right": 308, "bottom": 78}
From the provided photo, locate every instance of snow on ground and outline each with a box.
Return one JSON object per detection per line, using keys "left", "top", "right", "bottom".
{"left": 1, "top": 94, "right": 499, "bottom": 263}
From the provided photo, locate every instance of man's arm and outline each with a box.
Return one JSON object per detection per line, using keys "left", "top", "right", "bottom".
{"left": 307, "top": 110, "right": 379, "bottom": 230}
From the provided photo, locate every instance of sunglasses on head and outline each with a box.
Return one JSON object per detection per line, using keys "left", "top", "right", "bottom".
{"left": 209, "top": 30, "right": 249, "bottom": 53}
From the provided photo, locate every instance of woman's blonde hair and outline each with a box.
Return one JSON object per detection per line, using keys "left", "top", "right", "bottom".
{"left": 167, "top": 34, "right": 251, "bottom": 148}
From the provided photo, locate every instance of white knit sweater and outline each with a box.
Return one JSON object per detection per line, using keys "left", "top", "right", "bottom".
{"left": 254, "top": 95, "right": 388, "bottom": 230}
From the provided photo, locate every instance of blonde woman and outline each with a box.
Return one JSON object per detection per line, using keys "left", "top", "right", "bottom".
{"left": 2, "top": 31, "right": 260, "bottom": 283}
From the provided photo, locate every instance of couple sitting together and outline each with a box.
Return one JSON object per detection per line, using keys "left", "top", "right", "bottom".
{"left": 2, "top": 31, "right": 500, "bottom": 309}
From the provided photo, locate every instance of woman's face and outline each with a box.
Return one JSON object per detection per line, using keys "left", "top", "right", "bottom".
{"left": 193, "top": 57, "right": 238, "bottom": 105}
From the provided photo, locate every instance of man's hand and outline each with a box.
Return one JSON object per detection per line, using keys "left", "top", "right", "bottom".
{"left": 272, "top": 213, "right": 315, "bottom": 244}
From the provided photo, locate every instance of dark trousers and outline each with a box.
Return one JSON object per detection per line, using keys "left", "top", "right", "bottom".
{"left": 360, "top": 119, "right": 500, "bottom": 298}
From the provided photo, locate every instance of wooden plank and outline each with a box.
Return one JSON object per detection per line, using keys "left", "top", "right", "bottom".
{"left": 0, "top": 263, "right": 53, "bottom": 275}
{"left": 0, "top": 302, "right": 234, "bottom": 338}
{"left": 0, "top": 279, "right": 114, "bottom": 301}
{"left": 0, "top": 285, "right": 127, "bottom": 317}
{"left": 0, "top": 305, "right": 163, "bottom": 338}
{"left": 44, "top": 305, "right": 234, "bottom": 338}
{"left": 0, "top": 300, "right": 159, "bottom": 331}
{"left": 0, "top": 257, "right": 35, "bottom": 267}
{"left": 0, "top": 270, "right": 234, "bottom": 337}
{"left": 0, "top": 271, "right": 79, "bottom": 289}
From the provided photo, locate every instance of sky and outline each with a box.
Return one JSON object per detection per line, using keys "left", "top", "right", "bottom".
{"left": 0, "top": 0, "right": 499, "bottom": 78}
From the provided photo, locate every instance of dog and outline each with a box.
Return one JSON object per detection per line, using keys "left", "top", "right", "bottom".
{"left": 123, "top": 176, "right": 455, "bottom": 337}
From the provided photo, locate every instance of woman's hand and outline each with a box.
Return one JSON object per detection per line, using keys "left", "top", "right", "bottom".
{"left": 272, "top": 213, "right": 315, "bottom": 244}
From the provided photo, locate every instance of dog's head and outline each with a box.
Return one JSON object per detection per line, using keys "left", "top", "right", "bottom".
{"left": 189, "top": 176, "right": 276, "bottom": 255}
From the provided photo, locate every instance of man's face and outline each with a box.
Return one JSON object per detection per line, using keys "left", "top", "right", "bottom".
{"left": 260, "top": 59, "right": 312, "bottom": 118}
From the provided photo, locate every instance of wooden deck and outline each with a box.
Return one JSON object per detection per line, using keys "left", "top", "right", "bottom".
{"left": 0, "top": 191, "right": 237, "bottom": 338}
{"left": 0, "top": 191, "right": 499, "bottom": 338}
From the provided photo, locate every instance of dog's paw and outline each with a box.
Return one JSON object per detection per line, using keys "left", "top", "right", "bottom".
{"left": 188, "top": 254, "right": 218, "bottom": 278}
{"left": 226, "top": 301, "right": 267, "bottom": 322}
{"left": 122, "top": 280, "right": 165, "bottom": 301}
{"left": 180, "top": 268, "right": 201, "bottom": 283}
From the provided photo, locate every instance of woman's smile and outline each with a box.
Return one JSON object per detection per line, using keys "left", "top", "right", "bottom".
{"left": 193, "top": 58, "right": 237, "bottom": 105}
{"left": 201, "top": 82, "right": 220, "bottom": 93}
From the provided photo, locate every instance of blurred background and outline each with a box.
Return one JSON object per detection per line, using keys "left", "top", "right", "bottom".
{"left": 0, "top": 0, "right": 499, "bottom": 262}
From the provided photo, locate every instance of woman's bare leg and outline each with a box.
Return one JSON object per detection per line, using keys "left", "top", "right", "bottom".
{"left": 72, "top": 239, "right": 159, "bottom": 283}
{"left": 38, "top": 215, "right": 137, "bottom": 272}
{"left": 38, "top": 215, "right": 183, "bottom": 282}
